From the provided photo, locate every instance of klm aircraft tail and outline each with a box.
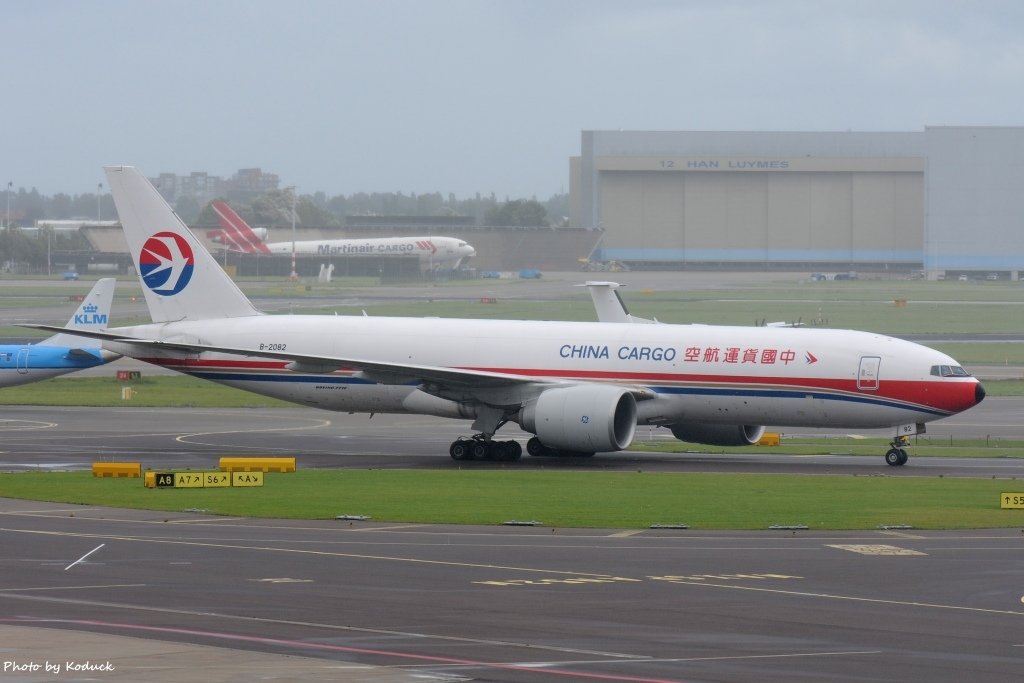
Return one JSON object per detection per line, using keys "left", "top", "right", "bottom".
{"left": 41, "top": 277, "right": 116, "bottom": 348}
{"left": 104, "top": 166, "right": 260, "bottom": 323}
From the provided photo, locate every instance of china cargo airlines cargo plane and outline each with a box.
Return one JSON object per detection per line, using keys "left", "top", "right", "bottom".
{"left": 209, "top": 200, "right": 476, "bottom": 271}
{"left": 29, "top": 166, "right": 984, "bottom": 467}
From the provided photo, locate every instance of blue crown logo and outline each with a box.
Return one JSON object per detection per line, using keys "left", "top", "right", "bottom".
{"left": 82, "top": 303, "right": 98, "bottom": 313}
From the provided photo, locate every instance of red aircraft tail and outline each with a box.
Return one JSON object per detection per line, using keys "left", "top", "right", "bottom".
{"left": 208, "top": 201, "right": 272, "bottom": 254}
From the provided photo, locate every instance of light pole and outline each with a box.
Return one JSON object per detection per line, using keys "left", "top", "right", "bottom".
{"left": 5, "top": 181, "right": 11, "bottom": 229}
{"left": 286, "top": 186, "right": 297, "bottom": 280}
{"left": 97, "top": 183, "right": 103, "bottom": 221}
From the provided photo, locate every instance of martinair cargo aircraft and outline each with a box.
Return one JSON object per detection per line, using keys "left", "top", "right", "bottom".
{"left": 28, "top": 167, "right": 985, "bottom": 467}
{"left": 209, "top": 200, "right": 477, "bottom": 271}
{"left": 1, "top": 278, "right": 118, "bottom": 387}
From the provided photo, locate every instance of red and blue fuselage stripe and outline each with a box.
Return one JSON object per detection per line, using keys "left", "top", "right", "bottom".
{"left": 142, "top": 357, "right": 963, "bottom": 418}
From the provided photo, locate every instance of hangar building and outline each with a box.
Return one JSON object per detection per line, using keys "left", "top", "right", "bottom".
{"left": 570, "top": 127, "right": 1024, "bottom": 278}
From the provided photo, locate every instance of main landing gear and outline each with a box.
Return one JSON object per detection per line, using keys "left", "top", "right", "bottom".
{"left": 449, "top": 437, "right": 522, "bottom": 461}
{"left": 448, "top": 406, "right": 525, "bottom": 462}
{"left": 446, "top": 407, "right": 593, "bottom": 463}
{"left": 884, "top": 434, "right": 911, "bottom": 467}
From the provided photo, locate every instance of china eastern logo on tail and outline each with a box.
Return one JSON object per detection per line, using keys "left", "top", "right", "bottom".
{"left": 140, "top": 231, "right": 195, "bottom": 295}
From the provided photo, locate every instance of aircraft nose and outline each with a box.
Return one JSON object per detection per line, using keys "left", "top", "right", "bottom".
{"left": 975, "top": 382, "right": 986, "bottom": 405}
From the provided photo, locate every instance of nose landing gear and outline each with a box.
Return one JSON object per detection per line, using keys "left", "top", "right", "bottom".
{"left": 885, "top": 434, "right": 910, "bottom": 466}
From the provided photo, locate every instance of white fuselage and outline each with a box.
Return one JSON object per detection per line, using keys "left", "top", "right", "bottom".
{"left": 262, "top": 236, "right": 475, "bottom": 269}
{"left": 107, "top": 315, "right": 981, "bottom": 430}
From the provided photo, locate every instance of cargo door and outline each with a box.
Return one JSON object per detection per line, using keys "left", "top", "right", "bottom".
{"left": 857, "top": 356, "right": 880, "bottom": 391}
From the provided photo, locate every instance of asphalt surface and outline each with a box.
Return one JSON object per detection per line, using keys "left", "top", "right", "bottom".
{"left": 2, "top": 399, "right": 1024, "bottom": 474}
{"left": 1, "top": 402, "right": 1024, "bottom": 682}
{"left": 1, "top": 499, "right": 1022, "bottom": 683}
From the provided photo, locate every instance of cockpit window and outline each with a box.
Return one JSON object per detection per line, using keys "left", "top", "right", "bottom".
{"left": 930, "top": 365, "right": 971, "bottom": 377}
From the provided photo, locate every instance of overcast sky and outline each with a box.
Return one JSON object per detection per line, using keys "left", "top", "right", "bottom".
{"left": 5, "top": 0, "right": 1024, "bottom": 199}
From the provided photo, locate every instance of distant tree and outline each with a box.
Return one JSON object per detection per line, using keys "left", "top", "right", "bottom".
{"left": 208, "top": 191, "right": 340, "bottom": 229}
{"left": 485, "top": 199, "right": 548, "bottom": 227}
{"left": 27, "top": 184, "right": 567, "bottom": 229}
{"left": 0, "top": 227, "right": 43, "bottom": 265}
{"left": 543, "top": 193, "right": 569, "bottom": 226}
{"left": 51, "top": 193, "right": 73, "bottom": 219}
{"left": 18, "top": 188, "right": 45, "bottom": 225}
{"left": 174, "top": 195, "right": 201, "bottom": 224}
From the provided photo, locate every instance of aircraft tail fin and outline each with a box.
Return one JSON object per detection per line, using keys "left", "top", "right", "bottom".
{"left": 210, "top": 200, "right": 272, "bottom": 254}
{"left": 104, "top": 166, "right": 261, "bottom": 323}
{"left": 582, "top": 281, "right": 658, "bottom": 324}
{"left": 41, "top": 277, "right": 117, "bottom": 347}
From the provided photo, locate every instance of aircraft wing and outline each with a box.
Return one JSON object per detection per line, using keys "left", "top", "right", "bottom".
{"left": 22, "top": 324, "right": 656, "bottom": 399}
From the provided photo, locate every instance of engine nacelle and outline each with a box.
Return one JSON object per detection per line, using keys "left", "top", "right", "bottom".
{"left": 669, "top": 423, "right": 766, "bottom": 446}
{"left": 519, "top": 385, "right": 637, "bottom": 453}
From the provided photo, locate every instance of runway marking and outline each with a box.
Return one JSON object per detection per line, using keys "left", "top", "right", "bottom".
{"left": 1, "top": 616, "right": 884, "bottom": 681}
{"left": 0, "top": 508, "right": 86, "bottom": 515}
{"left": 609, "top": 530, "right": 645, "bottom": 537}
{"left": 174, "top": 417, "right": 334, "bottom": 449}
{"left": 4, "top": 527, "right": 1021, "bottom": 620}
{"left": 3, "top": 618, "right": 684, "bottom": 683}
{"left": 0, "top": 420, "right": 58, "bottom": 431}
{"left": 0, "top": 604, "right": 646, "bottom": 662}
{"left": 165, "top": 517, "right": 245, "bottom": 524}
{"left": 0, "top": 584, "right": 146, "bottom": 593}
{"left": 498, "top": 650, "right": 883, "bottom": 667}
{"left": 878, "top": 529, "right": 926, "bottom": 539}
{"left": 651, "top": 573, "right": 802, "bottom": 583}
{"left": 476, "top": 576, "right": 642, "bottom": 587}
{"left": 640, "top": 578, "right": 1024, "bottom": 617}
{"left": 826, "top": 544, "right": 926, "bottom": 556}
{"left": 0, "top": 527, "right": 656, "bottom": 580}
{"left": 64, "top": 543, "right": 105, "bottom": 570}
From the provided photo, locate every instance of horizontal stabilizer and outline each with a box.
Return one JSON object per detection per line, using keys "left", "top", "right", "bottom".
{"left": 64, "top": 348, "right": 104, "bottom": 361}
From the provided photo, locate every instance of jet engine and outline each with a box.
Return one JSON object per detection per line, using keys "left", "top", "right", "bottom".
{"left": 518, "top": 385, "right": 637, "bottom": 453}
{"left": 669, "top": 423, "right": 766, "bottom": 446}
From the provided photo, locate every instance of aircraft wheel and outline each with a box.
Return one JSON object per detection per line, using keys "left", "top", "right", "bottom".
{"left": 471, "top": 442, "right": 490, "bottom": 459}
{"left": 450, "top": 440, "right": 470, "bottom": 460}
{"left": 495, "top": 440, "right": 522, "bottom": 461}
{"left": 506, "top": 440, "right": 523, "bottom": 461}
{"left": 885, "top": 448, "right": 905, "bottom": 466}
{"left": 526, "top": 437, "right": 547, "bottom": 457}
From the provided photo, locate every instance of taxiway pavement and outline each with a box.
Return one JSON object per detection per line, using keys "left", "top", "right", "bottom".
{"left": 1, "top": 497, "right": 1022, "bottom": 683}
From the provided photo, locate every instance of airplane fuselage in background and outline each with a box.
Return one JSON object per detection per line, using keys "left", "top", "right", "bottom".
{"left": 0, "top": 345, "right": 109, "bottom": 387}
{"left": 0, "top": 277, "right": 118, "bottom": 388}
{"left": 259, "top": 235, "right": 475, "bottom": 269}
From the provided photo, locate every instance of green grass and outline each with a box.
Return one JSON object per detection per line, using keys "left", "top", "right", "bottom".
{"left": 0, "top": 376, "right": 292, "bottom": 407}
{"left": 0, "top": 469, "right": 1019, "bottom": 529}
